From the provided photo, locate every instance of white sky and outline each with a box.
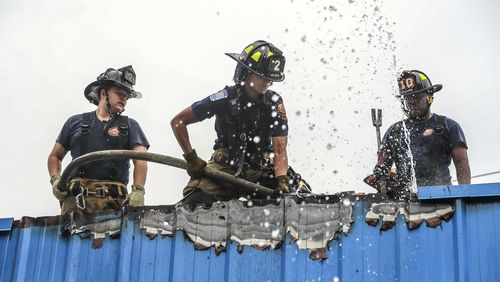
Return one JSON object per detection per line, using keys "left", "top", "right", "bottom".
{"left": 1, "top": 0, "right": 499, "bottom": 218}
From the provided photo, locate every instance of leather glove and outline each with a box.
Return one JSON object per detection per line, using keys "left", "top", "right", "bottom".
{"left": 375, "top": 175, "right": 388, "bottom": 194}
{"left": 183, "top": 149, "right": 207, "bottom": 178}
{"left": 127, "top": 184, "right": 145, "bottom": 207}
{"left": 51, "top": 175, "right": 68, "bottom": 201}
{"left": 373, "top": 164, "right": 389, "bottom": 194}
{"left": 275, "top": 175, "right": 290, "bottom": 195}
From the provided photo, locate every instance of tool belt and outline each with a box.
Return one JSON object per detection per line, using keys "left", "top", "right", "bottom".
{"left": 68, "top": 177, "right": 128, "bottom": 210}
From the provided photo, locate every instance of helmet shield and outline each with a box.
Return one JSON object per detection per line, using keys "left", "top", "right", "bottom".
{"left": 84, "top": 65, "right": 142, "bottom": 105}
{"left": 226, "top": 40, "right": 286, "bottom": 82}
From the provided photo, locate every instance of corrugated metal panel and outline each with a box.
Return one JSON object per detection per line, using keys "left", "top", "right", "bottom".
{"left": 0, "top": 218, "right": 13, "bottom": 232}
{"left": 1, "top": 183, "right": 500, "bottom": 282}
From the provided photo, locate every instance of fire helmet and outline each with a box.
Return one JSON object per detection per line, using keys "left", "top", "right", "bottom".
{"left": 396, "top": 70, "right": 442, "bottom": 98}
{"left": 226, "top": 40, "right": 286, "bottom": 83}
{"left": 84, "top": 65, "right": 142, "bottom": 105}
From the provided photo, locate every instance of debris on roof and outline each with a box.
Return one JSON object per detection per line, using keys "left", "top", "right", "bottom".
{"left": 365, "top": 202, "right": 454, "bottom": 231}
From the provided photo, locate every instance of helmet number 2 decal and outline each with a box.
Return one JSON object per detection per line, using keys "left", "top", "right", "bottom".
{"left": 269, "top": 58, "right": 282, "bottom": 73}
{"left": 273, "top": 60, "right": 281, "bottom": 72}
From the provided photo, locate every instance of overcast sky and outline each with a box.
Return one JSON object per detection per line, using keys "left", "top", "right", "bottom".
{"left": 1, "top": 0, "right": 499, "bottom": 219}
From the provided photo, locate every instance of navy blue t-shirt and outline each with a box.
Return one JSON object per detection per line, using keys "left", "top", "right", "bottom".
{"left": 380, "top": 114, "right": 467, "bottom": 188}
{"left": 191, "top": 86, "right": 288, "bottom": 164}
{"left": 56, "top": 111, "right": 150, "bottom": 184}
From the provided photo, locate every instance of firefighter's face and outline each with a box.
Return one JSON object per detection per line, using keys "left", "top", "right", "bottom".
{"left": 244, "top": 73, "right": 273, "bottom": 98}
{"left": 404, "top": 92, "right": 430, "bottom": 119}
{"left": 100, "top": 86, "right": 129, "bottom": 113}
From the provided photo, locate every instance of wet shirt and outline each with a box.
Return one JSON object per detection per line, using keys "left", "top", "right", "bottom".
{"left": 191, "top": 86, "right": 288, "bottom": 164}
{"left": 56, "top": 111, "right": 150, "bottom": 184}
{"left": 380, "top": 114, "right": 467, "bottom": 188}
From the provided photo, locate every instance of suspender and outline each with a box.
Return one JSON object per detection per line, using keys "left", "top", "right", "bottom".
{"left": 117, "top": 115, "right": 129, "bottom": 136}
{"left": 428, "top": 114, "right": 447, "bottom": 184}
{"left": 77, "top": 112, "right": 93, "bottom": 177}
{"left": 227, "top": 87, "right": 247, "bottom": 176}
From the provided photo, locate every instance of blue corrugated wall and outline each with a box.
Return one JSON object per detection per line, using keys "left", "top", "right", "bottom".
{"left": 1, "top": 183, "right": 499, "bottom": 282}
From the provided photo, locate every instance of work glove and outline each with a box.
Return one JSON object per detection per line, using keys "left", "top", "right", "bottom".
{"left": 183, "top": 149, "right": 207, "bottom": 178}
{"left": 50, "top": 175, "right": 68, "bottom": 201}
{"left": 127, "top": 184, "right": 145, "bottom": 207}
{"left": 275, "top": 175, "right": 291, "bottom": 195}
{"left": 372, "top": 164, "right": 390, "bottom": 194}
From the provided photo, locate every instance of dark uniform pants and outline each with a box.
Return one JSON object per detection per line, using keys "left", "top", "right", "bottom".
{"left": 183, "top": 149, "right": 276, "bottom": 202}
{"left": 61, "top": 177, "right": 128, "bottom": 215}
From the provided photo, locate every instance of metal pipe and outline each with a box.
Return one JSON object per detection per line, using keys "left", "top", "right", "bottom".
{"left": 371, "top": 108, "right": 383, "bottom": 150}
{"left": 59, "top": 150, "right": 275, "bottom": 196}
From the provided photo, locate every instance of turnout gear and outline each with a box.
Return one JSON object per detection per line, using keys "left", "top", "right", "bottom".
{"left": 61, "top": 178, "right": 128, "bottom": 214}
{"left": 51, "top": 175, "right": 67, "bottom": 201}
{"left": 226, "top": 40, "right": 286, "bottom": 83}
{"left": 127, "top": 184, "right": 145, "bottom": 207}
{"left": 84, "top": 65, "right": 142, "bottom": 105}
{"left": 183, "top": 149, "right": 207, "bottom": 178}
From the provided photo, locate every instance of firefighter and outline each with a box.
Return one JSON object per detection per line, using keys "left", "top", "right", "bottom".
{"left": 48, "top": 65, "right": 150, "bottom": 214}
{"left": 171, "top": 40, "right": 310, "bottom": 209}
{"left": 372, "top": 70, "right": 471, "bottom": 200}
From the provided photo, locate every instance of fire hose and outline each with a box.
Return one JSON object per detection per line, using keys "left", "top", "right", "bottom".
{"left": 59, "top": 150, "right": 275, "bottom": 196}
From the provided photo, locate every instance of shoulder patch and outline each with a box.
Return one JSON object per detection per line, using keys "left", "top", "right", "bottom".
{"left": 277, "top": 102, "right": 287, "bottom": 120}
{"left": 209, "top": 89, "right": 228, "bottom": 101}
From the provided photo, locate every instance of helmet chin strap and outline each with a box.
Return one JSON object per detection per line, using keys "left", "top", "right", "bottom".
{"left": 103, "top": 88, "right": 124, "bottom": 120}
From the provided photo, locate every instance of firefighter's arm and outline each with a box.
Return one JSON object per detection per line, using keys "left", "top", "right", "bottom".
{"left": 128, "top": 144, "right": 148, "bottom": 207}
{"left": 372, "top": 150, "right": 394, "bottom": 193}
{"left": 272, "top": 136, "right": 289, "bottom": 177}
{"left": 48, "top": 142, "right": 67, "bottom": 179}
{"left": 451, "top": 146, "right": 471, "bottom": 185}
{"left": 272, "top": 136, "right": 289, "bottom": 194}
{"left": 170, "top": 106, "right": 200, "bottom": 154}
{"left": 47, "top": 143, "right": 68, "bottom": 200}
{"left": 170, "top": 107, "right": 206, "bottom": 178}
{"left": 132, "top": 144, "right": 148, "bottom": 187}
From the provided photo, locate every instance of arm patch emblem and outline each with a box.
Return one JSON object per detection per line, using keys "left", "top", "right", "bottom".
{"left": 209, "top": 90, "right": 228, "bottom": 101}
{"left": 277, "top": 103, "right": 287, "bottom": 120}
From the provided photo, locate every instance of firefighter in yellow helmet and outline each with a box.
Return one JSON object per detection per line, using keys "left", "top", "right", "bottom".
{"left": 371, "top": 70, "right": 470, "bottom": 200}
{"left": 171, "top": 40, "right": 310, "bottom": 209}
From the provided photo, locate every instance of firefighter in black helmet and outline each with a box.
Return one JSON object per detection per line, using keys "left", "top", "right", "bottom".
{"left": 171, "top": 40, "right": 310, "bottom": 209}
{"left": 48, "top": 65, "right": 150, "bottom": 214}
{"left": 370, "top": 70, "right": 471, "bottom": 200}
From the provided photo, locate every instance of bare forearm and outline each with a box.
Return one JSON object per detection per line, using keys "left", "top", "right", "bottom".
{"left": 272, "top": 136, "right": 289, "bottom": 176}
{"left": 132, "top": 145, "right": 148, "bottom": 186}
{"left": 452, "top": 146, "right": 471, "bottom": 185}
{"left": 274, "top": 152, "right": 288, "bottom": 176}
{"left": 47, "top": 155, "right": 62, "bottom": 177}
{"left": 171, "top": 107, "right": 199, "bottom": 154}
{"left": 133, "top": 160, "right": 148, "bottom": 186}
{"left": 456, "top": 160, "right": 471, "bottom": 184}
{"left": 48, "top": 143, "right": 67, "bottom": 178}
{"left": 171, "top": 121, "right": 193, "bottom": 154}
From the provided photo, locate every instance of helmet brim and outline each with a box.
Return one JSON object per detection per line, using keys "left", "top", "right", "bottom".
{"left": 225, "top": 52, "right": 285, "bottom": 82}
{"left": 84, "top": 80, "right": 142, "bottom": 105}
{"left": 397, "top": 84, "right": 442, "bottom": 98}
